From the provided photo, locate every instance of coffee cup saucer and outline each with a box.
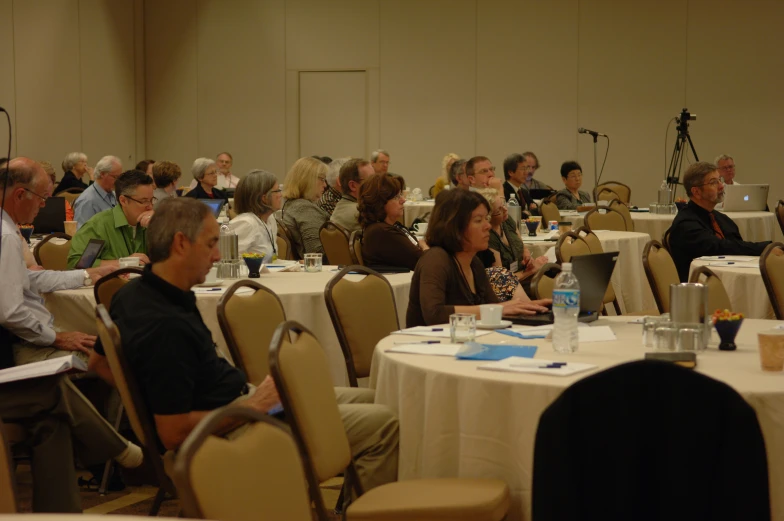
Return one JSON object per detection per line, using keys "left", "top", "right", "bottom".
{"left": 476, "top": 319, "right": 512, "bottom": 330}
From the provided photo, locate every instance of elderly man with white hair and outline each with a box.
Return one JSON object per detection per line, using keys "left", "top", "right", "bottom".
{"left": 318, "top": 157, "right": 349, "bottom": 216}
{"left": 72, "top": 155, "right": 122, "bottom": 228}
{"left": 56, "top": 151, "right": 91, "bottom": 193}
{"left": 184, "top": 157, "right": 229, "bottom": 201}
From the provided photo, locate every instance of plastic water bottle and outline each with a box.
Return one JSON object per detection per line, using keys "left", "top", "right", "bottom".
{"left": 658, "top": 180, "right": 671, "bottom": 205}
{"left": 507, "top": 193, "right": 522, "bottom": 230}
{"left": 552, "top": 263, "right": 580, "bottom": 353}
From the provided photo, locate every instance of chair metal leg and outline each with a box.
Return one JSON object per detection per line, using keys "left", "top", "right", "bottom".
{"left": 99, "top": 402, "right": 126, "bottom": 495}
{"left": 149, "top": 487, "right": 166, "bottom": 516}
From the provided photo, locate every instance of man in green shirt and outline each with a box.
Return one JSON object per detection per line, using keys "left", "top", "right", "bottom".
{"left": 67, "top": 170, "right": 155, "bottom": 268}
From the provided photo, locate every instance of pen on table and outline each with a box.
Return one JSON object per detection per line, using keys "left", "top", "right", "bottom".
{"left": 511, "top": 362, "right": 566, "bottom": 369}
{"left": 200, "top": 288, "right": 222, "bottom": 291}
{"left": 394, "top": 340, "right": 441, "bottom": 345}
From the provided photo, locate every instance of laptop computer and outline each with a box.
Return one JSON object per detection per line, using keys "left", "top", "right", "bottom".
{"left": 721, "top": 184, "right": 769, "bottom": 212}
{"left": 31, "top": 196, "right": 66, "bottom": 234}
{"left": 506, "top": 251, "right": 619, "bottom": 326}
{"left": 198, "top": 199, "right": 226, "bottom": 218}
{"left": 530, "top": 188, "right": 556, "bottom": 200}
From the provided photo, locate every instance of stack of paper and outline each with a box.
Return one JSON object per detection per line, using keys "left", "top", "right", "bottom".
{"left": 392, "top": 326, "right": 493, "bottom": 339}
{"left": 0, "top": 355, "right": 87, "bottom": 385}
{"left": 478, "top": 357, "right": 597, "bottom": 377}
{"left": 385, "top": 344, "right": 463, "bottom": 356}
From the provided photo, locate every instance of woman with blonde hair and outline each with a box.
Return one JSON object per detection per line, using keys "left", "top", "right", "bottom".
{"left": 432, "top": 152, "right": 460, "bottom": 198}
{"left": 280, "top": 156, "right": 329, "bottom": 257}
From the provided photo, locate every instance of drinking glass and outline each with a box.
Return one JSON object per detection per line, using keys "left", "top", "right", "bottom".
{"left": 450, "top": 313, "right": 476, "bottom": 343}
{"left": 304, "top": 253, "right": 323, "bottom": 272}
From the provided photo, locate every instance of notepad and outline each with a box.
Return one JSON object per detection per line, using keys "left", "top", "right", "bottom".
{"left": 478, "top": 357, "right": 597, "bottom": 377}
{"left": 456, "top": 343, "right": 537, "bottom": 361}
{"left": 386, "top": 344, "right": 463, "bottom": 356}
{"left": 706, "top": 261, "right": 758, "bottom": 268}
{"left": 0, "top": 355, "right": 88, "bottom": 385}
{"left": 392, "top": 327, "right": 493, "bottom": 339}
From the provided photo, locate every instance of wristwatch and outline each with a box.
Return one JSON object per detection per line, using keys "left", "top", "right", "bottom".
{"left": 83, "top": 271, "right": 93, "bottom": 287}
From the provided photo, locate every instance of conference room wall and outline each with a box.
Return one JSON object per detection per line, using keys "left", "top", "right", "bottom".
{"left": 0, "top": 0, "right": 144, "bottom": 176}
{"left": 144, "top": 0, "right": 783, "bottom": 213}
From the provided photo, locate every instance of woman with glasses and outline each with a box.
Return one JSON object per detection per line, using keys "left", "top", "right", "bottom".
{"left": 56, "top": 152, "right": 91, "bottom": 194}
{"left": 359, "top": 173, "right": 425, "bottom": 270}
{"left": 555, "top": 161, "right": 593, "bottom": 211}
{"left": 228, "top": 170, "right": 282, "bottom": 260}
{"left": 184, "top": 158, "right": 228, "bottom": 201}
{"left": 280, "top": 156, "right": 329, "bottom": 257}
{"left": 406, "top": 189, "right": 550, "bottom": 327}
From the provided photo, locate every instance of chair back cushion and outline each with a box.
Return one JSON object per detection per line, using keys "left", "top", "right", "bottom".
{"left": 319, "top": 222, "right": 353, "bottom": 265}
{"left": 608, "top": 200, "right": 634, "bottom": 231}
{"left": 585, "top": 207, "right": 628, "bottom": 232}
{"left": 776, "top": 200, "right": 784, "bottom": 237}
{"left": 555, "top": 232, "right": 591, "bottom": 263}
{"left": 533, "top": 360, "right": 770, "bottom": 520}
{"left": 275, "top": 216, "right": 301, "bottom": 260}
{"left": 271, "top": 323, "right": 352, "bottom": 483}
{"left": 689, "top": 266, "right": 732, "bottom": 313}
{"left": 596, "top": 181, "right": 631, "bottom": 203}
{"left": 540, "top": 202, "right": 561, "bottom": 225}
{"left": 349, "top": 230, "right": 364, "bottom": 265}
{"left": 761, "top": 242, "right": 784, "bottom": 320}
{"left": 0, "top": 420, "right": 17, "bottom": 513}
{"left": 34, "top": 233, "right": 72, "bottom": 271}
{"left": 276, "top": 234, "right": 290, "bottom": 260}
{"left": 94, "top": 268, "right": 143, "bottom": 312}
{"left": 642, "top": 240, "right": 679, "bottom": 313}
{"left": 176, "top": 408, "right": 311, "bottom": 521}
{"left": 218, "top": 281, "right": 286, "bottom": 385}
{"left": 530, "top": 263, "right": 561, "bottom": 300}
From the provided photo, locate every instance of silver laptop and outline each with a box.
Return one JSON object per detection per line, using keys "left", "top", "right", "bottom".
{"left": 721, "top": 184, "right": 769, "bottom": 212}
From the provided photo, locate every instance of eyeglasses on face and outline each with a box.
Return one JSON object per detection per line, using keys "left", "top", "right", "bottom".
{"left": 700, "top": 178, "right": 724, "bottom": 187}
{"left": 718, "top": 165, "right": 735, "bottom": 171}
{"left": 23, "top": 187, "right": 49, "bottom": 202}
{"left": 123, "top": 195, "right": 157, "bottom": 206}
{"left": 476, "top": 166, "right": 496, "bottom": 176}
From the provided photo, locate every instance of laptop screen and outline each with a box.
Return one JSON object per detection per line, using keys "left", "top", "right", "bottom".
{"left": 198, "top": 199, "right": 225, "bottom": 218}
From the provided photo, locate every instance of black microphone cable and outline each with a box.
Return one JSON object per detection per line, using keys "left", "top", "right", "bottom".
{"left": 0, "top": 107, "right": 12, "bottom": 262}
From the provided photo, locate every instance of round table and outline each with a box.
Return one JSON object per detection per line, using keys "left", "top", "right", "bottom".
{"left": 44, "top": 267, "right": 413, "bottom": 386}
{"left": 403, "top": 200, "right": 435, "bottom": 227}
{"left": 370, "top": 316, "right": 784, "bottom": 521}
{"left": 689, "top": 257, "right": 774, "bottom": 319}
{"left": 525, "top": 230, "right": 656, "bottom": 314}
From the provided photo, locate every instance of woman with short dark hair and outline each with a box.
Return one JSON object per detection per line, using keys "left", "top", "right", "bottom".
{"left": 359, "top": 174, "right": 424, "bottom": 270}
{"left": 555, "top": 161, "right": 592, "bottom": 211}
{"left": 406, "top": 189, "right": 550, "bottom": 327}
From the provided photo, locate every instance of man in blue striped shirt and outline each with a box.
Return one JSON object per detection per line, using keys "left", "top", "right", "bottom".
{"left": 73, "top": 155, "right": 121, "bottom": 228}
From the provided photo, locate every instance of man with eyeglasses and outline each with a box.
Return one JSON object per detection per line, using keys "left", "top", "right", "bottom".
{"left": 715, "top": 154, "right": 739, "bottom": 186}
{"left": 555, "top": 161, "right": 593, "bottom": 211}
{"left": 466, "top": 156, "right": 495, "bottom": 189}
{"left": 73, "top": 155, "right": 122, "bottom": 229}
{"left": 67, "top": 170, "right": 154, "bottom": 269}
{"left": 669, "top": 161, "right": 770, "bottom": 282}
{"left": 503, "top": 153, "right": 538, "bottom": 214}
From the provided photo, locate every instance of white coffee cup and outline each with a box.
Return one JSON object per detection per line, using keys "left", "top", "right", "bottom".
{"left": 205, "top": 266, "right": 218, "bottom": 283}
{"left": 479, "top": 304, "right": 503, "bottom": 325}
{"left": 119, "top": 256, "right": 140, "bottom": 268}
{"left": 414, "top": 222, "right": 428, "bottom": 235}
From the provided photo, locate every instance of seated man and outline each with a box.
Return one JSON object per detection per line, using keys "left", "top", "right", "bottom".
{"left": 449, "top": 159, "right": 470, "bottom": 190}
{"left": 669, "top": 161, "right": 770, "bottom": 281}
{"left": 1, "top": 158, "right": 117, "bottom": 365}
{"left": 466, "top": 156, "right": 495, "bottom": 189}
{"left": 715, "top": 154, "right": 739, "bottom": 185}
{"left": 72, "top": 155, "right": 121, "bottom": 228}
{"left": 89, "top": 198, "right": 399, "bottom": 491}
{"left": 67, "top": 170, "right": 153, "bottom": 268}
{"left": 318, "top": 157, "right": 348, "bottom": 217}
{"left": 330, "top": 158, "right": 373, "bottom": 233}
{"left": 502, "top": 153, "right": 537, "bottom": 214}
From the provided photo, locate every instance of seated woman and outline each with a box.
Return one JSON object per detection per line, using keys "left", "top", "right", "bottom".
{"left": 184, "top": 158, "right": 228, "bottom": 200}
{"left": 432, "top": 152, "right": 460, "bottom": 198}
{"left": 555, "top": 161, "right": 593, "bottom": 211}
{"left": 229, "top": 169, "right": 282, "bottom": 260}
{"left": 360, "top": 173, "right": 425, "bottom": 270}
{"left": 152, "top": 161, "right": 181, "bottom": 209}
{"left": 406, "top": 189, "right": 550, "bottom": 327}
{"left": 56, "top": 152, "right": 90, "bottom": 193}
{"left": 280, "top": 156, "right": 329, "bottom": 257}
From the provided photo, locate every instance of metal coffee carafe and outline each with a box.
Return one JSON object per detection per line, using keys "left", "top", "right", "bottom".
{"left": 669, "top": 283, "right": 711, "bottom": 348}
{"left": 218, "top": 224, "right": 241, "bottom": 279}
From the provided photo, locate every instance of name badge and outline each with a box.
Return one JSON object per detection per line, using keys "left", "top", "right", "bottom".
{"left": 510, "top": 261, "right": 519, "bottom": 273}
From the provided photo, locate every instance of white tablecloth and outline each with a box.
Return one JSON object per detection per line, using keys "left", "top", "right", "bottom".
{"left": 44, "top": 268, "right": 413, "bottom": 386}
{"left": 370, "top": 316, "right": 784, "bottom": 521}
{"left": 403, "top": 201, "right": 435, "bottom": 228}
{"left": 526, "top": 230, "right": 656, "bottom": 314}
{"left": 689, "top": 258, "right": 774, "bottom": 319}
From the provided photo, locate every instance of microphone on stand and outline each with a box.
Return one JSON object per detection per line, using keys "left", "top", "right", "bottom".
{"left": 578, "top": 127, "right": 607, "bottom": 137}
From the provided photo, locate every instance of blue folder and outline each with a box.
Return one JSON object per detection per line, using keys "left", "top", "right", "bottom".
{"left": 456, "top": 342, "right": 537, "bottom": 361}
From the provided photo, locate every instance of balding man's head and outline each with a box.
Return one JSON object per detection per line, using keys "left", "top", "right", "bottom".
{"left": 1, "top": 157, "right": 51, "bottom": 224}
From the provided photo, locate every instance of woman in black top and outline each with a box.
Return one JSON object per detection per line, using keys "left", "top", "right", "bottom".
{"left": 184, "top": 158, "right": 228, "bottom": 201}
{"left": 56, "top": 151, "right": 90, "bottom": 193}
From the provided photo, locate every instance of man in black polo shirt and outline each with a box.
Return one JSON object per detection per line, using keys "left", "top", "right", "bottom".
{"left": 668, "top": 162, "right": 770, "bottom": 282}
{"left": 89, "top": 198, "right": 399, "bottom": 490}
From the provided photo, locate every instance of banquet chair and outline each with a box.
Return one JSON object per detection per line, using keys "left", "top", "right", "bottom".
{"left": 94, "top": 268, "right": 144, "bottom": 313}
{"left": 642, "top": 240, "right": 679, "bottom": 313}
{"left": 532, "top": 360, "right": 770, "bottom": 521}
{"left": 0, "top": 419, "right": 18, "bottom": 513}
{"left": 584, "top": 207, "right": 629, "bottom": 232}
{"left": 173, "top": 406, "right": 313, "bottom": 521}
{"left": 275, "top": 216, "right": 301, "bottom": 260}
{"left": 349, "top": 230, "right": 364, "bottom": 265}
{"left": 760, "top": 242, "right": 784, "bottom": 320}
{"left": 662, "top": 227, "right": 672, "bottom": 253}
{"left": 555, "top": 232, "right": 591, "bottom": 264}
{"left": 54, "top": 187, "right": 84, "bottom": 206}
{"left": 688, "top": 266, "right": 732, "bottom": 314}
{"left": 276, "top": 234, "right": 292, "bottom": 261}
{"left": 593, "top": 186, "right": 621, "bottom": 203}
{"left": 319, "top": 221, "right": 353, "bottom": 266}
{"left": 573, "top": 227, "right": 622, "bottom": 315}
{"left": 776, "top": 200, "right": 784, "bottom": 238}
{"left": 33, "top": 232, "right": 72, "bottom": 270}
{"left": 540, "top": 201, "right": 561, "bottom": 226}
{"left": 217, "top": 280, "right": 286, "bottom": 385}
{"left": 608, "top": 199, "right": 634, "bottom": 231}
{"left": 594, "top": 181, "right": 631, "bottom": 204}
{"left": 94, "top": 305, "right": 177, "bottom": 515}
{"left": 324, "top": 266, "right": 400, "bottom": 387}
{"left": 269, "top": 320, "right": 511, "bottom": 521}
{"left": 530, "top": 263, "right": 561, "bottom": 300}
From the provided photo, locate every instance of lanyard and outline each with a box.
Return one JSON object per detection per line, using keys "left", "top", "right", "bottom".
{"left": 260, "top": 216, "right": 277, "bottom": 254}
{"left": 93, "top": 183, "right": 115, "bottom": 207}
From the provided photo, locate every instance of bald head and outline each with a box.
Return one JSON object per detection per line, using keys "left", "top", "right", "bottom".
{"left": 1, "top": 157, "right": 51, "bottom": 224}
{"left": 0, "top": 157, "right": 44, "bottom": 193}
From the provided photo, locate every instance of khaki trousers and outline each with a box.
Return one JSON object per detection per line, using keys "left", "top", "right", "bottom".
{"left": 1, "top": 375, "right": 129, "bottom": 512}
{"left": 12, "top": 341, "right": 89, "bottom": 366}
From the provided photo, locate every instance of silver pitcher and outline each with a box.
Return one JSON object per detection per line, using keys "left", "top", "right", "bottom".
{"left": 669, "top": 283, "right": 711, "bottom": 349}
{"left": 218, "top": 224, "right": 241, "bottom": 279}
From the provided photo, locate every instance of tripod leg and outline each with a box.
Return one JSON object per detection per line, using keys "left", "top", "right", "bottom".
{"left": 685, "top": 133, "right": 699, "bottom": 162}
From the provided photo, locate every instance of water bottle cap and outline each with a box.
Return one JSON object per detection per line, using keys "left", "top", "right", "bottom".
{"left": 562, "top": 262, "right": 572, "bottom": 271}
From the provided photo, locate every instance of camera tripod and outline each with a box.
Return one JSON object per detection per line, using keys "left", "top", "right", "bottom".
{"left": 665, "top": 108, "right": 699, "bottom": 203}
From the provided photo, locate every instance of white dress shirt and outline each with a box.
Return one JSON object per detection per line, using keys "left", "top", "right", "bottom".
{"left": 0, "top": 211, "right": 86, "bottom": 345}
{"left": 228, "top": 212, "right": 278, "bottom": 260}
